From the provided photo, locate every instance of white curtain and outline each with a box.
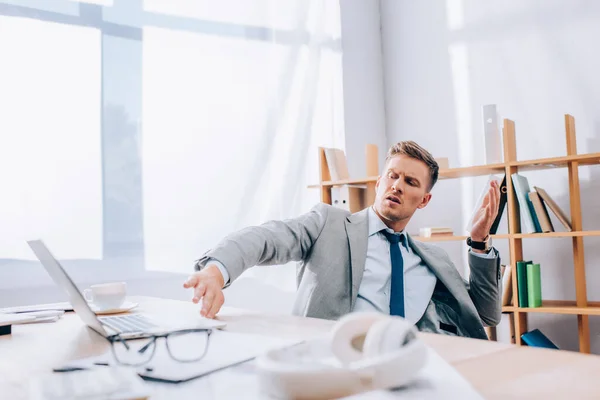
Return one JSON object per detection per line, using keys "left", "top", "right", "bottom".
{"left": 141, "top": 0, "right": 345, "bottom": 298}
{"left": 0, "top": 0, "right": 344, "bottom": 301}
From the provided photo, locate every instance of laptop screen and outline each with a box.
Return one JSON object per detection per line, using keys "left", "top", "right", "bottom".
{"left": 27, "top": 240, "right": 108, "bottom": 337}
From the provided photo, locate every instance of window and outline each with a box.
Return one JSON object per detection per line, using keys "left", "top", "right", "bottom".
{"left": 0, "top": 0, "right": 343, "bottom": 295}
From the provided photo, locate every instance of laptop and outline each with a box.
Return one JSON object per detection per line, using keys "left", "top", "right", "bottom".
{"left": 27, "top": 240, "right": 225, "bottom": 339}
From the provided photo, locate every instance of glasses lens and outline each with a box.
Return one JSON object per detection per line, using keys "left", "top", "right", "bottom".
{"left": 111, "top": 337, "right": 156, "bottom": 366}
{"left": 166, "top": 330, "right": 210, "bottom": 362}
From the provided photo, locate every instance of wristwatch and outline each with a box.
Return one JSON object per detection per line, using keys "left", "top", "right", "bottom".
{"left": 466, "top": 235, "right": 492, "bottom": 252}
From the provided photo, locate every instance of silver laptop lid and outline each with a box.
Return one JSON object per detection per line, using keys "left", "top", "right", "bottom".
{"left": 27, "top": 240, "right": 109, "bottom": 337}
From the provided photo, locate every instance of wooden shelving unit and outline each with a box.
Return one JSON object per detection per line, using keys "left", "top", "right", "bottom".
{"left": 309, "top": 114, "right": 600, "bottom": 354}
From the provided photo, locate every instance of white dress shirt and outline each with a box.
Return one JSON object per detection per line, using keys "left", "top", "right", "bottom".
{"left": 354, "top": 207, "right": 494, "bottom": 323}
{"left": 353, "top": 207, "right": 437, "bottom": 323}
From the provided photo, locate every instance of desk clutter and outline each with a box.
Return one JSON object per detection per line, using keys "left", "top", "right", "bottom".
{"left": 0, "top": 313, "right": 38, "bottom": 336}
{"left": 29, "top": 367, "right": 150, "bottom": 400}
{"left": 36, "top": 313, "right": 484, "bottom": 399}
{"left": 56, "top": 330, "right": 301, "bottom": 384}
{"left": 0, "top": 298, "right": 140, "bottom": 337}
{"left": 0, "top": 310, "right": 65, "bottom": 336}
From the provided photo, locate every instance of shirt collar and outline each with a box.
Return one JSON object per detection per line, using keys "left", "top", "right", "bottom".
{"left": 367, "top": 206, "right": 406, "bottom": 238}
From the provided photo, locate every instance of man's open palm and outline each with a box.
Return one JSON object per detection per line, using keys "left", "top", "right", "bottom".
{"left": 183, "top": 265, "right": 225, "bottom": 319}
{"left": 471, "top": 179, "right": 501, "bottom": 241}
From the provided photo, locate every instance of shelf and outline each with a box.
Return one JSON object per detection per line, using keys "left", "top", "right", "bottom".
{"left": 413, "top": 234, "right": 510, "bottom": 242}
{"left": 308, "top": 162, "right": 506, "bottom": 188}
{"left": 509, "top": 152, "right": 600, "bottom": 172}
{"left": 312, "top": 133, "right": 597, "bottom": 353}
{"left": 412, "top": 231, "right": 600, "bottom": 242}
{"left": 438, "top": 163, "right": 506, "bottom": 179}
{"left": 512, "top": 230, "right": 600, "bottom": 239}
{"left": 503, "top": 300, "right": 600, "bottom": 316}
{"left": 307, "top": 176, "right": 378, "bottom": 189}
{"left": 308, "top": 153, "right": 600, "bottom": 188}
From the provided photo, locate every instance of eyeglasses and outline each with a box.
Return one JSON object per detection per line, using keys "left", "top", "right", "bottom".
{"left": 106, "top": 328, "right": 213, "bottom": 366}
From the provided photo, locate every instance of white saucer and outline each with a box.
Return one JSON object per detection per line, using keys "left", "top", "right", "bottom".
{"left": 90, "top": 301, "right": 139, "bottom": 315}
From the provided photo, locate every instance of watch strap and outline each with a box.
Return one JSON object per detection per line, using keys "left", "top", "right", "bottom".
{"left": 467, "top": 236, "right": 489, "bottom": 251}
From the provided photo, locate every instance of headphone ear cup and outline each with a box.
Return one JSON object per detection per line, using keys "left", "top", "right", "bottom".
{"left": 361, "top": 319, "right": 393, "bottom": 358}
{"left": 330, "top": 312, "right": 388, "bottom": 364}
{"left": 363, "top": 317, "right": 418, "bottom": 358}
{"left": 351, "top": 317, "right": 427, "bottom": 390}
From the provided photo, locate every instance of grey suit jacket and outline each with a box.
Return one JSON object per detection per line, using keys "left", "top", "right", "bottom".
{"left": 195, "top": 203, "right": 502, "bottom": 339}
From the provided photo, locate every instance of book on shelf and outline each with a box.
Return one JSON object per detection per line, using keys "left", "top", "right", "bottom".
{"left": 528, "top": 191, "right": 554, "bottom": 233}
{"left": 419, "top": 227, "right": 453, "bottom": 237}
{"left": 323, "top": 148, "right": 350, "bottom": 181}
{"left": 516, "top": 260, "right": 532, "bottom": 307}
{"left": 526, "top": 263, "right": 542, "bottom": 307}
{"left": 501, "top": 264, "right": 513, "bottom": 306}
{"left": 511, "top": 174, "right": 539, "bottom": 233}
{"left": 521, "top": 329, "right": 559, "bottom": 349}
{"left": 490, "top": 174, "right": 507, "bottom": 234}
{"left": 533, "top": 186, "right": 572, "bottom": 231}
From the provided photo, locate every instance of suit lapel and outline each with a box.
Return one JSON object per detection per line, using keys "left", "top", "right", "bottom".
{"left": 345, "top": 208, "right": 369, "bottom": 308}
{"left": 407, "top": 234, "right": 471, "bottom": 304}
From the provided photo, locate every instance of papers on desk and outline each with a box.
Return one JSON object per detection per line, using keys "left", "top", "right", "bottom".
{"left": 0, "top": 313, "right": 37, "bottom": 327}
{"left": 29, "top": 367, "right": 150, "bottom": 400}
{"left": 0, "top": 302, "right": 73, "bottom": 313}
{"left": 0, "top": 310, "right": 64, "bottom": 325}
{"left": 58, "top": 330, "right": 302, "bottom": 384}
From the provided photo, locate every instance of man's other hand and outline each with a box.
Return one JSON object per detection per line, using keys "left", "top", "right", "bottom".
{"left": 470, "top": 178, "right": 501, "bottom": 245}
{"left": 183, "top": 265, "right": 225, "bottom": 319}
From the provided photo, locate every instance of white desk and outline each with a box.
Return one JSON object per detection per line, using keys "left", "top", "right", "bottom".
{"left": 1, "top": 297, "right": 600, "bottom": 399}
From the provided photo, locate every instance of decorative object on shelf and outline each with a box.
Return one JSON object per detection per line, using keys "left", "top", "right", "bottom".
{"left": 331, "top": 185, "right": 366, "bottom": 213}
{"left": 419, "top": 227, "right": 453, "bottom": 237}
{"left": 482, "top": 104, "right": 503, "bottom": 164}
{"left": 435, "top": 157, "right": 449, "bottom": 169}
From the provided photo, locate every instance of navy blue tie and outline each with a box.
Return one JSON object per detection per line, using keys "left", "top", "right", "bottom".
{"left": 382, "top": 231, "right": 405, "bottom": 317}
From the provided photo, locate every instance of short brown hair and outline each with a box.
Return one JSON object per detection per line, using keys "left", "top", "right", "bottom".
{"left": 385, "top": 141, "right": 439, "bottom": 191}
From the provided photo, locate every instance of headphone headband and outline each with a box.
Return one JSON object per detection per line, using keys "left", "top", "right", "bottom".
{"left": 256, "top": 312, "right": 427, "bottom": 399}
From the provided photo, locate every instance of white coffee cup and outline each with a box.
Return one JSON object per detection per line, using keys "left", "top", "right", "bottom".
{"left": 83, "top": 282, "right": 127, "bottom": 310}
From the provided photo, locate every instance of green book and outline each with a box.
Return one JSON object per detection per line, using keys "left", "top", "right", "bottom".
{"left": 527, "top": 263, "right": 542, "bottom": 307}
{"left": 516, "top": 260, "right": 531, "bottom": 307}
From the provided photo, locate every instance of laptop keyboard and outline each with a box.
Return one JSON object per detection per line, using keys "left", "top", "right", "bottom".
{"left": 99, "top": 314, "right": 158, "bottom": 334}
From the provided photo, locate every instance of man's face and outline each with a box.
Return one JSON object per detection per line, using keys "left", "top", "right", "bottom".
{"left": 373, "top": 154, "right": 432, "bottom": 228}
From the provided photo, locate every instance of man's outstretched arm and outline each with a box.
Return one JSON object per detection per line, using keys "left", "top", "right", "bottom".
{"left": 183, "top": 203, "right": 330, "bottom": 318}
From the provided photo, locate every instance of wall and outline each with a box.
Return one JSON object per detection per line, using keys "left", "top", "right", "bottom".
{"left": 380, "top": 0, "right": 600, "bottom": 353}
{"left": 339, "top": 0, "right": 387, "bottom": 177}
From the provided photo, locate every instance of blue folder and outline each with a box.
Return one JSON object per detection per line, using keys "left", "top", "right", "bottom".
{"left": 521, "top": 329, "right": 558, "bottom": 349}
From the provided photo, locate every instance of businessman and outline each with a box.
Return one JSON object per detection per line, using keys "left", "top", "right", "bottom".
{"left": 184, "top": 141, "right": 502, "bottom": 339}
